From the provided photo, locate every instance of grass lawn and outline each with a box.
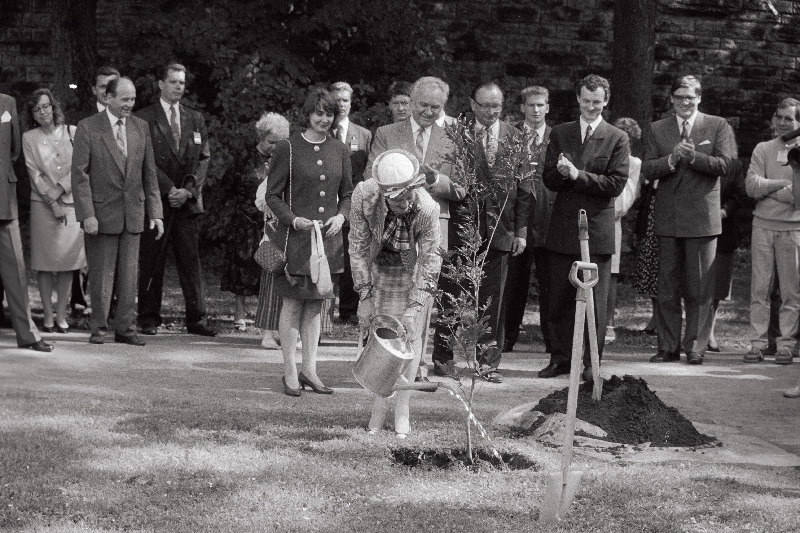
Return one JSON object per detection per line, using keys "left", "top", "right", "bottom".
{"left": 2, "top": 248, "right": 799, "bottom": 532}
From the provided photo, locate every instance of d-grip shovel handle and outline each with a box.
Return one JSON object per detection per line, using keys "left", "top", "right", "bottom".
{"left": 569, "top": 261, "right": 599, "bottom": 290}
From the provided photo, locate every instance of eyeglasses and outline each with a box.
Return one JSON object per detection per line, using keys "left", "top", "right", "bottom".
{"left": 33, "top": 103, "right": 52, "bottom": 114}
{"left": 671, "top": 95, "right": 697, "bottom": 103}
{"left": 474, "top": 102, "right": 502, "bottom": 111}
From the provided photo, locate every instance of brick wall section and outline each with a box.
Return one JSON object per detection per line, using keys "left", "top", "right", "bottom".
{"left": 2, "top": 0, "right": 799, "bottom": 155}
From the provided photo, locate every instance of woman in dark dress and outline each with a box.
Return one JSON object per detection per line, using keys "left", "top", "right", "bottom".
{"left": 266, "top": 89, "right": 353, "bottom": 396}
{"left": 221, "top": 115, "right": 290, "bottom": 331}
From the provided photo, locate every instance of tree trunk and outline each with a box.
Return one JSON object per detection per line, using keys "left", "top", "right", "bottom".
{"left": 611, "top": 0, "right": 657, "bottom": 155}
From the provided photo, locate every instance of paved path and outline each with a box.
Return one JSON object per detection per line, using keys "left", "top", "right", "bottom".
{"left": 2, "top": 329, "right": 798, "bottom": 460}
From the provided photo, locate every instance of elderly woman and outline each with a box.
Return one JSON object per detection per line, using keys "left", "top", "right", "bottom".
{"left": 22, "top": 88, "right": 86, "bottom": 333}
{"left": 266, "top": 88, "right": 353, "bottom": 396}
{"left": 350, "top": 150, "right": 441, "bottom": 438}
{"left": 221, "top": 112, "right": 290, "bottom": 332}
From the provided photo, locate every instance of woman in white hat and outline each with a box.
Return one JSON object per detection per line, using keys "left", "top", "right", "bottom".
{"left": 350, "top": 149, "right": 441, "bottom": 438}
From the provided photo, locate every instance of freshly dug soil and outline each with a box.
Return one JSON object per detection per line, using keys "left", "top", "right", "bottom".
{"left": 390, "top": 447, "right": 539, "bottom": 471}
{"left": 521, "top": 375, "right": 716, "bottom": 447}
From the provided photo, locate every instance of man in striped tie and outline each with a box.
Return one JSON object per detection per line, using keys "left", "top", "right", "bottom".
{"left": 135, "top": 63, "right": 215, "bottom": 337}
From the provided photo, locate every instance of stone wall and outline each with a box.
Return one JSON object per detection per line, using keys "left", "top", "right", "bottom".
{"left": 2, "top": 0, "right": 799, "bottom": 155}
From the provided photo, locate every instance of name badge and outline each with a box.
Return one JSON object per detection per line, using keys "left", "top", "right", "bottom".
{"left": 350, "top": 142, "right": 358, "bottom": 152}
{"left": 193, "top": 132, "right": 202, "bottom": 145}
{"left": 777, "top": 149, "right": 788, "bottom": 164}
{"left": 0, "top": 111, "right": 10, "bottom": 123}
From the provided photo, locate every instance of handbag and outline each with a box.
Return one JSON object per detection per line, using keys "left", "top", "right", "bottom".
{"left": 309, "top": 220, "right": 334, "bottom": 298}
{"left": 254, "top": 141, "right": 292, "bottom": 274}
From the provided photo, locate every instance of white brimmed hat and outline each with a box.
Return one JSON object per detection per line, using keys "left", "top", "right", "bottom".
{"left": 372, "top": 149, "right": 425, "bottom": 198}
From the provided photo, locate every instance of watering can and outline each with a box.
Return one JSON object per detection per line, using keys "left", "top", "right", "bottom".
{"left": 352, "top": 314, "right": 440, "bottom": 397}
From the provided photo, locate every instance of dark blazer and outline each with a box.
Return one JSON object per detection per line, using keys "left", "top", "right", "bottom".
{"left": 71, "top": 111, "right": 163, "bottom": 233}
{"left": 0, "top": 93, "right": 20, "bottom": 220}
{"left": 543, "top": 119, "right": 630, "bottom": 255}
{"left": 524, "top": 125, "right": 552, "bottom": 247}
{"left": 136, "top": 102, "right": 210, "bottom": 216}
{"left": 473, "top": 120, "right": 531, "bottom": 252}
{"left": 642, "top": 112, "right": 737, "bottom": 238}
{"left": 336, "top": 121, "right": 372, "bottom": 186}
{"left": 365, "top": 118, "right": 465, "bottom": 219}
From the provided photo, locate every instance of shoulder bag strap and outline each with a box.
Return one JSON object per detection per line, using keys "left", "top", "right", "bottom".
{"left": 283, "top": 141, "right": 292, "bottom": 254}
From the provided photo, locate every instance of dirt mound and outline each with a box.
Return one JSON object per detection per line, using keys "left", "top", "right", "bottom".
{"left": 522, "top": 375, "right": 716, "bottom": 447}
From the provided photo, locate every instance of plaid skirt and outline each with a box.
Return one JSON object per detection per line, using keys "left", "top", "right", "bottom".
{"left": 372, "top": 263, "right": 429, "bottom": 347}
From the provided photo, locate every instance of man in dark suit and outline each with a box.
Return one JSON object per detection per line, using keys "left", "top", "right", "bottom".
{"left": 136, "top": 63, "right": 215, "bottom": 337}
{"left": 643, "top": 75, "right": 737, "bottom": 365}
{"left": 503, "top": 86, "right": 552, "bottom": 353}
{"left": 68, "top": 65, "right": 121, "bottom": 316}
{"left": 540, "top": 74, "right": 630, "bottom": 380}
{"left": 71, "top": 77, "right": 164, "bottom": 345}
{"left": 330, "top": 81, "right": 372, "bottom": 325}
{"left": 0, "top": 92, "right": 52, "bottom": 352}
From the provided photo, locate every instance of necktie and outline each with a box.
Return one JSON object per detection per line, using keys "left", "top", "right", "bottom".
{"left": 583, "top": 124, "right": 592, "bottom": 148}
{"left": 116, "top": 119, "right": 126, "bottom": 156}
{"left": 532, "top": 131, "right": 540, "bottom": 146}
{"left": 170, "top": 105, "right": 181, "bottom": 149}
{"left": 681, "top": 120, "right": 689, "bottom": 141}
{"left": 415, "top": 127, "right": 426, "bottom": 163}
{"left": 338, "top": 127, "right": 346, "bottom": 144}
{"left": 486, "top": 128, "right": 497, "bottom": 167}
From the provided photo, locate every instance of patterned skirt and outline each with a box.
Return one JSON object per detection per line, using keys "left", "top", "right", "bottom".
{"left": 256, "top": 270, "right": 333, "bottom": 333}
{"left": 632, "top": 194, "right": 659, "bottom": 298}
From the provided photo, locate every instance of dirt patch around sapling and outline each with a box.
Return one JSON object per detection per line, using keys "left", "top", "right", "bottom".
{"left": 390, "top": 447, "right": 539, "bottom": 471}
{"left": 513, "top": 375, "right": 717, "bottom": 447}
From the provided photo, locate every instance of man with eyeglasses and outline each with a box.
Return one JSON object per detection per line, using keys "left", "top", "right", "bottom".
{"left": 0, "top": 92, "right": 53, "bottom": 352}
{"left": 540, "top": 74, "right": 629, "bottom": 381}
{"left": 134, "top": 62, "right": 215, "bottom": 337}
{"left": 432, "top": 82, "right": 530, "bottom": 384}
{"left": 643, "top": 75, "right": 737, "bottom": 366}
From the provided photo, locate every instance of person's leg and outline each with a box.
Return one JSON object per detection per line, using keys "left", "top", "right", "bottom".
{"left": 502, "top": 244, "right": 534, "bottom": 350}
{"left": 749, "top": 227, "right": 774, "bottom": 351}
{"left": 655, "top": 236, "right": 684, "bottom": 356}
{"left": 299, "top": 299, "right": 326, "bottom": 385}
{"left": 586, "top": 254, "right": 611, "bottom": 364}
{"left": 774, "top": 230, "right": 800, "bottom": 355}
{"left": 69, "top": 269, "right": 88, "bottom": 310}
{"left": 337, "top": 224, "right": 358, "bottom": 322}
{"left": 54, "top": 271, "right": 72, "bottom": 329}
{"left": 0, "top": 220, "right": 40, "bottom": 345}
{"left": 477, "top": 248, "right": 510, "bottom": 371}
{"left": 137, "top": 217, "right": 170, "bottom": 329}
{"left": 532, "top": 247, "right": 553, "bottom": 352}
{"left": 114, "top": 231, "right": 141, "bottom": 337}
{"left": 606, "top": 273, "right": 619, "bottom": 342}
{"left": 234, "top": 295, "right": 247, "bottom": 329}
{"left": 171, "top": 216, "right": 207, "bottom": 326}
{"left": 37, "top": 271, "right": 54, "bottom": 328}
{"left": 84, "top": 233, "right": 117, "bottom": 339}
{"left": 279, "top": 297, "right": 303, "bottom": 389}
{"left": 708, "top": 299, "right": 721, "bottom": 350}
{"left": 545, "top": 251, "right": 578, "bottom": 369}
{"left": 683, "top": 236, "right": 716, "bottom": 356}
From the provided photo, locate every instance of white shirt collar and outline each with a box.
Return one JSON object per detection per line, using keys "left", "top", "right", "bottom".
{"left": 675, "top": 112, "right": 698, "bottom": 134}
{"left": 160, "top": 98, "right": 179, "bottom": 120}
{"left": 410, "top": 116, "right": 426, "bottom": 135}
{"left": 476, "top": 120, "right": 500, "bottom": 144}
{"left": 106, "top": 108, "right": 124, "bottom": 127}
{"left": 524, "top": 122, "right": 547, "bottom": 143}
{"left": 580, "top": 116, "right": 603, "bottom": 141}
{"left": 96, "top": 101, "right": 106, "bottom": 113}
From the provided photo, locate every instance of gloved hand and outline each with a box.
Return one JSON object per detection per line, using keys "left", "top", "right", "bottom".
{"left": 357, "top": 297, "right": 375, "bottom": 328}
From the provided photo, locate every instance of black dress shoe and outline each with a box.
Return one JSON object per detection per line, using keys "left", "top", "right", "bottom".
{"left": 187, "top": 323, "right": 217, "bottom": 337}
{"left": 89, "top": 335, "right": 105, "bottom": 345}
{"left": 649, "top": 350, "right": 680, "bottom": 363}
{"left": 686, "top": 351, "right": 703, "bottom": 365}
{"left": 115, "top": 333, "right": 146, "bottom": 346}
{"left": 502, "top": 342, "right": 514, "bottom": 353}
{"left": 139, "top": 326, "right": 158, "bottom": 335}
{"left": 538, "top": 363, "right": 570, "bottom": 378}
{"left": 41, "top": 325, "right": 55, "bottom": 333}
{"left": 21, "top": 339, "right": 54, "bottom": 352}
{"left": 55, "top": 325, "right": 69, "bottom": 334}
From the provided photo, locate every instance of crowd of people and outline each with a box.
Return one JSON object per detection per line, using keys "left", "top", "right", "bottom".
{"left": 2, "top": 65, "right": 800, "bottom": 426}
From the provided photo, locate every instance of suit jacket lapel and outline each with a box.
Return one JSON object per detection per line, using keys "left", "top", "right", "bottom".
{"left": 426, "top": 123, "right": 445, "bottom": 165}
{"left": 179, "top": 104, "right": 192, "bottom": 157}
{"left": 156, "top": 105, "right": 180, "bottom": 157}
{"left": 690, "top": 112, "right": 705, "bottom": 143}
{"left": 100, "top": 115, "right": 127, "bottom": 175}
{"left": 400, "top": 119, "right": 415, "bottom": 155}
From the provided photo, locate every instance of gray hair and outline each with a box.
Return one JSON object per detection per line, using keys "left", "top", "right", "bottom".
{"left": 255, "top": 112, "right": 290, "bottom": 141}
{"left": 411, "top": 76, "right": 449, "bottom": 101}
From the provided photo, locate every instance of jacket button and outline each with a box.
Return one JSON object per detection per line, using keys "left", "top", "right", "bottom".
{"left": 317, "top": 160, "right": 323, "bottom": 166}
{"left": 313, "top": 146, "right": 320, "bottom": 152}
{"left": 320, "top": 175, "right": 326, "bottom": 181}
{"left": 318, "top": 206, "right": 325, "bottom": 213}
{"left": 319, "top": 191, "right": 325, "bottom": 197}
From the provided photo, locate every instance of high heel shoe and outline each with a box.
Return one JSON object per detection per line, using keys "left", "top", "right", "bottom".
{"left": 298, "top": 372, "right": 333, "bottom": 394}
{"left": 282, "top": 376, "right": 301, "bottom": 397}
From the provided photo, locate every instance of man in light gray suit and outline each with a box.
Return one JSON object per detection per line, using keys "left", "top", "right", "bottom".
{"left": 643, "top": 75, "right": 737, "bottom": 365}
{"left": 72, "top": 77, "right": 164, "bottom": 346}
{"left": 0, "top": 92, "right": 52, "bottom": 352}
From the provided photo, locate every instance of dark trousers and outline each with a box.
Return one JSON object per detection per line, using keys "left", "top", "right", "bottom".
{"left": 432, "top": 247, "right": 510, "bottom": 370}
{"left": 338, "top": 223, "right": 359, "bottom": 319}
{"left": 69, "top": 269, "right": 88, "bottom": 308}
{"left": 546, "top": 251, "right": 611, "bottom": 369}
{"left": 504, "top": 245, "right": 552, "bottom": 351}
{"left": 655, "top": 235, "right": 716, "bottom": 355}
{"left": 137, "top": 214, "right": 206, "bottom": 328}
